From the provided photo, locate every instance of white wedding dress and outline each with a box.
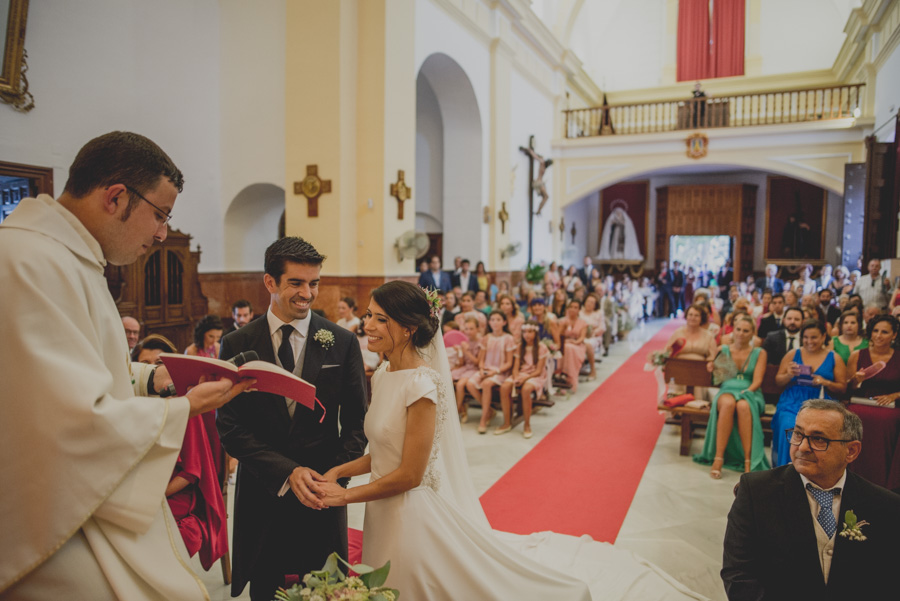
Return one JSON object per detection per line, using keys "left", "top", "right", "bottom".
{"left": 361, "top": 341, "right": 708, "bottom": 600}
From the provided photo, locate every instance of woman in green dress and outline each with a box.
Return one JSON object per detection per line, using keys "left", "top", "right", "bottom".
{"left": 829, "top": 309, "right": 868, "bottom": 364}
{"left": 694, "top": 314, "right": 772, "bottom": 478}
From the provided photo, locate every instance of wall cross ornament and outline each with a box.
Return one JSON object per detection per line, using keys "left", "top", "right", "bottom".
{"left": 570, "top": 221, "right": 577, "bottom": 244}
{"left": 519, "top": 135, "right": 554, "bottom": 265}
{"left": 294, "top": 165, "right": 332, "bottom": 217}
{"left": 390, "top": 170, "right": 412, "bottom": 219}
{"left": 558, "top": 216, "right": 565, "bottom": 241}
{"left": 497, "top": 202, "right": 509, "bottom": 234}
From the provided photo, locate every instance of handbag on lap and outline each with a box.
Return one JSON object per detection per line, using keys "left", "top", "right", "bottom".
{"left": 711, "top": 350, "right": 737, "bottom": 386}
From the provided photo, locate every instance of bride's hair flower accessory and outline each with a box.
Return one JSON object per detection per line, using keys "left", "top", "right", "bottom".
{"left": 521, "top": 323, "right": 540, "bottom": 332}
{"left": 313, "top": 329, "right": 335, "bottom": 350}
{"left": 838, "top": 509, "right": 869, "bottom": 541}
{"left": 421, "top": 287, "right": 443, "bottom": 322}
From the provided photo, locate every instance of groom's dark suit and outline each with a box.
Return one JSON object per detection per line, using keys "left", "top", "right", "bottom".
{"left": 722, "top": 464, "right": 900, "bottom": 600}
{"left": 218, "top": 312, "right": 367, "bottom": 599}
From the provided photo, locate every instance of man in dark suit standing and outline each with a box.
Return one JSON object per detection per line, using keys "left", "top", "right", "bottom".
{"left": 761, "top": 306, "right": 804, "bottom": 367}
{"left": 757, "top": 294, "right": 787, "bottom": 341}
{"left": 217, "top": 237, "right": 368, "bottom": 600}
{"left": 756, "top": 263, "right": 785, "bottom": 295}
{"left": 451, "top": 258, "right": 478, "bottom": 294}
{"left": 417, "top": 255, "right": 452, "bottom": 292}
{"left": 722, "top": 400, "right": 900, "bottom": 600}
{"left": 671, "top": 260, "right": 685, "bottom": 315}
{"left": 577, "top": 255, "right": 595, "bottom": 293}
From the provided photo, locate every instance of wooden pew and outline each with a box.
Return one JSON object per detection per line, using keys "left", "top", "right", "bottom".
{"left": 658, "top": 358, "right": 781, "bottom": 456}
{"left": 465, "top": 389, "right": 555, "bottom": 429}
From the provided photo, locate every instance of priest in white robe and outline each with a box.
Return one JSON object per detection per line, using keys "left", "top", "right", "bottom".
{"left": 0, "top": 132, "right": 252, "bottom": 600}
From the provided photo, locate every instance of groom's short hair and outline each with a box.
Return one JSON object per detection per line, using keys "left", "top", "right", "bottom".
{"left": 265, "top": 236, "right": 326, "bottom": 282}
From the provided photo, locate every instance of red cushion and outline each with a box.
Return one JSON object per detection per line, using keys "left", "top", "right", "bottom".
{"left": 664, "top": 393, "right": 695, "bottom": 408}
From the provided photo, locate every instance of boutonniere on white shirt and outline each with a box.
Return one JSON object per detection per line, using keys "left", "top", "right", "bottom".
{"left": 313, "top": 329, "right": 335, "bottom": 350}
{"left": 838, "top": 510, "right": 869, "bottom": 541}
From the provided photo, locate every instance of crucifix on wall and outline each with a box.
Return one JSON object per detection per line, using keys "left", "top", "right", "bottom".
{"left": 498, "top": 202, "right": 509, "bottom": 234}
{"left": 519, "top": 135, "right": 554, "bottom": 265}
{"left": 390, "top": 170, "right": 412, "bottom": 219}
{"left": 293, "top": 165, "right": 332, "bottom": 217}
{"left": 559, "top": 217, "right": 565, "bottom": 241}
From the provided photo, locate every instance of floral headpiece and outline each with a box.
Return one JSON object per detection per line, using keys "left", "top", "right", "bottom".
{"left": 521, "top": 323, "right": 540, "bottom": 332}
{"left": 421, "top": 287, "right": 443, "bottom": 322}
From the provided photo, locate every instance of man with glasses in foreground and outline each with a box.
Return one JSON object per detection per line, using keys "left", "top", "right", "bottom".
{"left": 722, "top": 399, "right": 900, "bottom": 600}
{"left": 0, "top": 132, "right": 253, "bottom": 600}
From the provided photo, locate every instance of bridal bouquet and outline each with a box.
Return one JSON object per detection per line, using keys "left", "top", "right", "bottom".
{"left": 274, "top": 553, "right": 400, "bottom": 601}
{"left": 644, "top": 349, "right": 670, "bottom": 371}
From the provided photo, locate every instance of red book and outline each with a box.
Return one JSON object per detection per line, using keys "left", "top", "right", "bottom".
{"left": 159, "top": 353, "right": 317, "bottom": 411}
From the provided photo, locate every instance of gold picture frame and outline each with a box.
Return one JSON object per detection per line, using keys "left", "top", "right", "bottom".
{"left": 1, "top": 0, "right": 32, "bottom": 111}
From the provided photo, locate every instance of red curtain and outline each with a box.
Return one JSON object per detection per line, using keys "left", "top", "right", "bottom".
{"left": 677, "top": 0, "right": 710, "bottom": 82}
{"left": 712, "top": 0, "right": 745, "bottom": 77}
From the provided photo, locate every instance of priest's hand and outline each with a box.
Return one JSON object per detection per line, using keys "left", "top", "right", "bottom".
{"left": 185, "top": 377, "right": 256, "bottom": 417}
{"left": 289, "top": 466, "right": 326, "bottom": 509}
{"left": 152, "top": 365, "right": 173, "bottom": 395}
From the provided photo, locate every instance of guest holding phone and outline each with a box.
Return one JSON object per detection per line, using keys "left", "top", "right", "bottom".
{"left": 770, "top": 320, "right": 846, "bottom": 466}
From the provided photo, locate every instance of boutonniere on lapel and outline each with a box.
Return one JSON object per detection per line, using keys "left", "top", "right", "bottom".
{"left": 838, "top": 510, "right": 870, "bottom": 541}
{"left": 313, "top": 329, "right": 335, "bottom": 350}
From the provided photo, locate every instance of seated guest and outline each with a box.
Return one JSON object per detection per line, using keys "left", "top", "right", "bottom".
{"left": 497, "top": 293, "right": 524, "bottom": 340}
{"left": 556, "top": 300, "right": 589, "bottom": 393}
{"left": 722, "top": 400, "right": 900, "bottom": 600}
{"left": 720, "top": 298, "right": 751, "bottom": 345}
{"left": 818, "top": 288, "right": 841, "bottom": 325}
{"left": 122, "top": 315, "right": 142, "bottom": 351}
{"left": 136, "top": 334, "right": 228, "bottom": 571}
{"left": 466, "top": 311, "right": 515, "bottom": 433}
{"left": 846, "top": 314, "right": 900, "bottom": 489}
{"left": 497, "top": 322, "right": 550, "bottom": 438}
{"left": 830, "top": 264, "right": 853, "bottom": 296}
{"left": 526, "top": 298, "right": 560, "bottom": 350}
{"left": 756, "top": 263, "right": 784, "bottom": 294}
{"left": 692, "top": 288, "right": 721, "bottom": 326}
{"left": 762, "top": 306, "right": 804, "bottom": 367}
{"left": 792, "top": 263, "right": 817, "bottom": 296}
{"left": 452, "top": 317, "right": 482, "bottom": 422}
{"left": 694, "top": 315, "right": 771, "bottom": 478}
{"left": 549, "top": 288, "right": 568, "bottom": 319}
{"left": 185, "top": 314, "right": 224, "bottom": 358}
{"left": 335, "top": 296, "right": 360, "bottom": 332}
{"left": 829, "top": 310, "right": 868, "bottom": 364}
{"left": 454, "top": 291, "right": 487, "bottom": 333}
{"left": 580, "top": 293, "right": 606, "bottom": 380}
{"left": 665, "top": 303, "right": 717, "bottom": 397}
{"left": 474, "top": 289, "right": 491, "bottom": 315}
{"left": 440, "top": 290, "right": 461, "bottom": 328}
{"left": 544, "top": 261, "right": 561, "bottom": 291}
{"left": 600, "top": 288, "right": 618, "bottom": 354}
{"left": 783, "top": 289, "right": 799, "bottom": 309}
{"left": 771, "top": 320, "right": 846, "bottom": 466}
{"left": 862, "top": 303, "right": 882, "bottom": 328}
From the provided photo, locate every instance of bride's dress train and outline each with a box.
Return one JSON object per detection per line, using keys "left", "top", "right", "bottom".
{"left": 360, "top": 359, "right": 707, "bottom": 601}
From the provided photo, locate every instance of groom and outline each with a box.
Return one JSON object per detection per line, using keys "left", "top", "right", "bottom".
{"left": 218, "top": 236, "right": 368, "bottom": 600}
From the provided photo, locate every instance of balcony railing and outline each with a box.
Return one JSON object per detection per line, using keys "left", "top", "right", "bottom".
{"left": 563, "top": 83, "right": 865, "bottom": 138}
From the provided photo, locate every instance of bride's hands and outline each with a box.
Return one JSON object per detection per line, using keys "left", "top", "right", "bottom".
{"left": 318, "top": 467, "right": 340, "bottom": 483}
{"left": 310, "top": 481, "right": 348, "bottom": 507}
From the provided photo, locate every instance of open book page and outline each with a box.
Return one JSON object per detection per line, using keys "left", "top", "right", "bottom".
{"left": 159, "top": 354, "right": 317, "bottom": 409}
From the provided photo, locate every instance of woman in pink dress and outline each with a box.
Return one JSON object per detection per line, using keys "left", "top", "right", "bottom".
{"left": 580, "top": 293, "right": 606, "bottom": 380}
{"left": 498, "top": 293, "right": 524, "bottom": 340}
{"left": 497, "top": 322, "right": 550, "bottom": 438}
{"left": 452, "top": 317, "right": 482, "bottom": 422}
{"left": 465, "top": 311, "right": 516, "bottom": 433}
{"left": 557, "top": 300, "right": 588, "bottom": 393}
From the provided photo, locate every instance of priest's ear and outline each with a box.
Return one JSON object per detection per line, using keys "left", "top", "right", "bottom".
{"left": 101, "top": 184, "right": 129, "bottom": 217}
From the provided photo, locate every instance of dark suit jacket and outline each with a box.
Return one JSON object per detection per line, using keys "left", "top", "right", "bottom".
{"left": 723, "top": 465, "right": 900, "bottom": 601}
{"left": 217, "top": 312, "right": 367, "bottom": 596}
{"left": 418, "top": 270, "right": 452, "bottom": 292}
{"left": 822, "top": 304, "right": 841, "bottom": 325}
{"left": 762, "top": 329, "right": 790, "bottom": 366}
{"left": 756, "top": 277, "right": 784, "bottom": 294}
{"left": 757, "top": 314, "right": 784, "bottom": 342}
{"left": 451, "top": 271, "right": 478, "bottom": 292}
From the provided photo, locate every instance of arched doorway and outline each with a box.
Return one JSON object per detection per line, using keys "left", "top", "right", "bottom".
{"left": 224, "top": 183, "right": 285, "bottom": 271}
{"left": 416, "top": 53, "right": 483, "bottom": 265}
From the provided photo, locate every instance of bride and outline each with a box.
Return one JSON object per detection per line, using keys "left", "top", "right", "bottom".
{"left": 310, "top": 281, "right": 705, "bottom": 600}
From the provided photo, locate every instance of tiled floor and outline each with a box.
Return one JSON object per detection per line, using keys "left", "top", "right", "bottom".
{"left": 197, "top": 319, "right": 734, "bottom": 600}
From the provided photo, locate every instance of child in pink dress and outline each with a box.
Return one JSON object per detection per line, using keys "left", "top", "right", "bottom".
{"left": 452, "top": 318, "right": 483, "bottom": 422}
{"left": 465, "top": 311, "right": 515, "bottom": 433}
{"left": 497, "top": 322, "right": 550, "bottom": 438}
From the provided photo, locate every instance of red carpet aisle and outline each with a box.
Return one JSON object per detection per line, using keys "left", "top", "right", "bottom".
{"left": 479, "top": 320, "right": 682, "bottom": 543}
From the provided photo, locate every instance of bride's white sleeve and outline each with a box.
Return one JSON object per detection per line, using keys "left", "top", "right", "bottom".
{"left": 404, "top": 370, "right": 438, "bottom": 407}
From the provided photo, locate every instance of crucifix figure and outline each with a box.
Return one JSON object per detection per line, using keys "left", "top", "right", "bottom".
{"left": 497, "top": 202, "right": 509, "bottom": 234}
{"left": 519, "top": 135, "right": 554, "bottom": 265}
{"left": 294, "top": 165, "right": 332, "bottom": 217}
{"left": 390, "top": 170, "right": 412, "bottom": 219}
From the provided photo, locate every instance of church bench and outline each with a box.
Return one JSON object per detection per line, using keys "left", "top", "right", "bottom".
{"left": 464, "top": 388, "right": 555, "bottom": 429}
{"left": 658, "top": 358, "right": 778, "bottom": 456}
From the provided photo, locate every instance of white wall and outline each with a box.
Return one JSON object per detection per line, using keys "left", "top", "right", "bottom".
{"left": 874, "top": 42, "right": 900, "bottom": 142}
{"left": 509, "top": 68, "right": 557, "bottom": 270}
{"left": 414, "top": 73, "right": 444, "bottom": 232}
{"left": 757, "top": 0, "right": 851, "bottom": 76}
{"left": 0, "top": 0, "right": 227, "bottom": 269}
{"left": 562, "top": 193, "right": 591, "bottom": 265}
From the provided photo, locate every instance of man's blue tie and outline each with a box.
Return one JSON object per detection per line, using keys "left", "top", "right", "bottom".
{"left": 806, "top": 483, "right": 838, "bottom": 538}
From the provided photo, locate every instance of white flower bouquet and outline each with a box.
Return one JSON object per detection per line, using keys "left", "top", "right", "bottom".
{"left": 274, "top": 553, "right": 400, "bottom": 601}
